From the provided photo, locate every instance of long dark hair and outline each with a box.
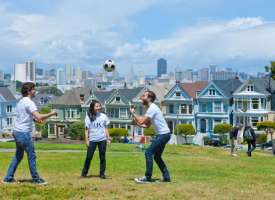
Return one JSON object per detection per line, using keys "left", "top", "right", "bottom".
{"left": 87, "top": 100, "right": 101, "bottom": 122}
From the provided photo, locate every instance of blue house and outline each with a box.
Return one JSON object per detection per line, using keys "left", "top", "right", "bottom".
{"left": 163, "top": 81, "right": 208, "bottom": 133}
{"left": 0, "top": 87, "right": 17, "bottom": 134}
{"left": 195, "top": 79, "right": 242, "bottom": 136}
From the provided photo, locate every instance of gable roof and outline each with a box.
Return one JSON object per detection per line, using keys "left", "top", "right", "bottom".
{"left": 94, "top": 90, "right": 114, "bottom": 103}
{"left": 181, "top": 81, "right": 208, "bottom": 99}
{"left": 118, "top": 87, "right": 144, "bottom": 101}
{"left": 51, "top": 87, "right": 91, "bottom": 106}
{"left": 147, "top": 84, "right": 173, "bottom": 101}
{"left": 213, "top": 79, "right": 242, "bottom": 98}
{"left": 234, "top": 78, "right": 272, "bottom": 95}
{"left": 0, "top": 87, "right": 16, "bottom": 101}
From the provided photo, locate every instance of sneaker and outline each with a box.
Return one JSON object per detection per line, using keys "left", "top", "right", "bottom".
{"left": 99, "top": 174, "right": 106, "bottom": 179}
{"left": 134, "top": 176, "right": 151, "bottom": 184}
{"left": 2, "top": 178, "right": 17, "bottom": 184}
{"left": 32, "top": 178, "right": 48, "bottom": 185}
{"left": 161, "top": 178, "right": 171, "bottom": 182}
{"left": 231, "top": 153, "right": 238, "bottom": 157}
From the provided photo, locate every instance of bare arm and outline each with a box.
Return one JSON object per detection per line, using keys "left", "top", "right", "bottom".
{"left": 84, "top": 128, "right": 89, "bottom": 147}
{"left": 132, "top": 113, "right": 151, "bottom": 128}
{"left": 32, "top": 110, "right": 57, "bottom": 121}
{"left": 133, "top": 116, "right": 151, "bottom": 128}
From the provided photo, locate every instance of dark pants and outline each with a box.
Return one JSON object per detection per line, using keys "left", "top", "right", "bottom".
{"left": 82, "top": 140, "right": 107, "bottom": 176}
{"left": 247, "top": 140, "right": 256, "bottom": 156}
{"left": 4, "top": 131, "right": 40, "bottom": 181}
{"left": 145, "top": 133, "right": 171, "bottom": 180}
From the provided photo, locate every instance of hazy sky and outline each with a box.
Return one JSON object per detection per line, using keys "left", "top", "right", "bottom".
{"left": 0, "top": 0, "right": 274, "bottom": 75}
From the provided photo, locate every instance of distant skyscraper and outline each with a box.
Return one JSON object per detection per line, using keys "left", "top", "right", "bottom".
{"left": 26, "top": 60, "right": 36, "bottom": 82}
{"left": 56, "top": 68, "right": 65, "bottom": 85}
{"left": 14, "top": 63, "right": 27, "bottom": 82}
{"left": 198, "top": 68, "right": 209, "bottom": 81}
{"left": 209, "top": 65, "right": 217, "bottom": 81}
{"left": 157, "top": 58, "right": 167, "bottom": 77}
{"left": 75, "top": 67, "right": 82, "bottom": 84}
{"left": 0, "top": 70, "right": 4, "bottom": 81}
{"left": 65, "top": 64, "right": 73, "bottom": 84}
{"left": 49, "top": 69, "right": 56, "bottom": 77}
{"left": 36, "top": 68, "right": 43, "bottom": 76}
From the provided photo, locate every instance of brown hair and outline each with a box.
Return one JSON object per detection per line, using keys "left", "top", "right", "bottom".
{"left": 21, "top": 82, "right": 35, "bottom": 97}
{"left": 146, "top": 90, "right": 156, "bottom": 102}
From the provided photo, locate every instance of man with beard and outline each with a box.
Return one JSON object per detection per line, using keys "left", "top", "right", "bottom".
{"left": 3, "top": 82, "right": 57, "bottom": 185}
{"left": 130, "top": 90, "right": 171, "bottom": 183}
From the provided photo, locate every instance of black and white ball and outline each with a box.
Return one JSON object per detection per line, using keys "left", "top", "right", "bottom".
{"left": 103, "top": 59, "right": 116, "bottom": 72}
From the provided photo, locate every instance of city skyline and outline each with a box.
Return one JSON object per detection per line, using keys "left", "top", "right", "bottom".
{"left": 0, "top": 0, "right": 274, "bottom": 74}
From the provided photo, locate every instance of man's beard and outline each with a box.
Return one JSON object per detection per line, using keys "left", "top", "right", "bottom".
{"left": 142, "top": 100, "right": 148, "bottom": 106}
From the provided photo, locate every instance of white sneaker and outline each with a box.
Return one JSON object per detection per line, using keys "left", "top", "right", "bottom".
{"left": 134, "top": 177, "right": 151, "bottom": 184}
{"left": 231, "top": 153, "right": 238, "bottom": 157}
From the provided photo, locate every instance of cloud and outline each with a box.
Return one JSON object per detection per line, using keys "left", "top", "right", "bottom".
{"left": 113, "top": 17, "right": 275, "bottom": 73}
{"left": 0, "top": 0, "right": 274, "bottom": 75}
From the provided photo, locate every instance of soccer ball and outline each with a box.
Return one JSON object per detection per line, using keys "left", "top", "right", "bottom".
{"left": 103, "top": 59, "right": 116, "bottom": 72}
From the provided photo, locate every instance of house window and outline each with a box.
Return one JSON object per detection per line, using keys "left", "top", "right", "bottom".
{"left": 180, "top": 104, "right": 187, "bottom": 114}
{"left": 189, "top": 105, "right": 193, "bottom": 114}
{"left": 67, "top": 110, "right": 70, "bottom": 118}
{"left": 201, "top": 103, "right": 207, "bottom": 112}
{"left": 120, "top": 108, "right": 127, "bottom": 118}
{"left": 209, "top": 89, "right": 216, "bottom": 96}
{"left": 109, "top": 108, "right": 119, "bottom": 118}
{"left": 247, "top": 85, "right": 254, "bottom": 92}
{"left": 115, "top": 97, "right": 121, "bottom": 102}
{"left": 169, "top": 104, "right": 174, "bottom": 114}
{"left": 261, "top": 98, "right": 266, "bottom": 109}
{"left": 175, "top": 92, "right": 181, "bottom": 97}
{"left": 6, "top": 105, "right": 12, "bottom": 113}
{"left": 7, "top": 118, "right": 12, "bottom": 126}
{"left": 252, "top": 98, "right": 259, "bottom": 109}
{"left": 214, "top": 101, "right": 222, "bottom": 112}
{"left": 71, "top": 110, "right": 74, "bottom": 118}
{"left": 251, "top": 117, "right": 259, "bottom": 127}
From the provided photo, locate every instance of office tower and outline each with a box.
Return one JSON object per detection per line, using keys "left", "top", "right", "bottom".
{"left": 56, "top": 68, "right": 65, "bottom": 85}
{"left": 65, "top": 64, "right": 73, "bottom": 84}
{"left": 198, "top": 68, "right": 209, "bottom": 81}
{"left": 26, "top": 60, "right": 36, "bottom": 82}
{"left": 14, "top": 64, "right": 27, "bottom": 82}
{"left": 157, "top": 58, "right": 167, "bottom": 77}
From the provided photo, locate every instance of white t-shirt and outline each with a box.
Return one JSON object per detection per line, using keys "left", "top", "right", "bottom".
{"left": 14, "top": 97, "right": 38, "bottom": 133}
{"left": 85, "top": 113, "right": 110, "bottom": 142}
{"left": 145, "top": 103, "right": 170, "bottom": 135}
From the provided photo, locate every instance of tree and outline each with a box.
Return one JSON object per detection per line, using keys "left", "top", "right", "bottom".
{"left": 257, "top": 121, "right": 275, "bottom": 155}
{"left": 271, "top": 61, "right": 275, "bottom": 80}
{"left": 69, "top": 121, "right": 85, "bottom": 140}
{"left": 214, "top": 123, "right": 233, "bottom": 145}
{"left": 175, "top": 124, "right": 195, "bottom": 144}
{"left": 144, "top": 127, "right": 155, "bottom": 136}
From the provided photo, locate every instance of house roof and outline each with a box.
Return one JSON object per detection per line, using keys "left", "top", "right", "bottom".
{"left": 147, "top": 84, "right": 173, "bottom": 101}
{"left": 213, "top": 79, "right": 242, "bottom": 98}
{"left": 51, "top": 87, "right": 91, "bottom": 106}
{"left": 94, "top": 90, "right": 114, "bottom": 103}
{"left": 0, "top": 87, "right": 16, "bottom": 101}
{"left": 181, "top": 81, "right": 208, "bottom": 99}
{"left": 118, "top": 87, "right": 144, "bottom": 101}
{"left": 234, "top": 78, "right": 273, "bottom": 95}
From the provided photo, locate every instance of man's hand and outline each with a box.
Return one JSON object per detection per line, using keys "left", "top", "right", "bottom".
{"left": 51, "top": 110, "right": 58, "bottom": 117}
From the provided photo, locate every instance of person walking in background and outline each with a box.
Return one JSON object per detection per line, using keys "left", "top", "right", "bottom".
{"left": 81, "top": 100, "right": 111, "bottom": 179}
{"left": 229, "top": 125, "right": 241, "bottom": 157}
{"left": 3, "top": 82, "right": 57, "bottom": 185}
{"left": 243, "top": 125, "right": 257, "bottom": 157}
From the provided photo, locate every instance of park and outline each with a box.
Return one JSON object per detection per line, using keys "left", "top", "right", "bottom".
{"left": 1, "top": 142, "right": 275, "bottom": 200}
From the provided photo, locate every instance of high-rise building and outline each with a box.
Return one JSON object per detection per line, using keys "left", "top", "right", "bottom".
{"left": 175, "top": 69, "right": 193, "bottom": 82}
{"left": 14, "top": 63, "right": 27, "bottom": 82}
{"left": 157, "top": 58, "right": 167, "bottom": 77}
{"left": 65, "top": 64, "right": 73, "bottom": 84}
{"left": 0, "top": 70, "right": 4, "bottom": 81}
{"left": 36, "top": 68, "right": 43, "bottom": 76}
{"left": 209, "top": 65, "right": 217, "bottom": 81}
{"left": 26, "top": 60, "right": 36, "bottom": 82}
{"left": 75, "top": 67, "right": 82, "bottom": 84}
{"left": 56, "top": 68, "right": 65, "bottom": 85}
{"left": 198, "top": 68, "right": 209, "bottom": 81}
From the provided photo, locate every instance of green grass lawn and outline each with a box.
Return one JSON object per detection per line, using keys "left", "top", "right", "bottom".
{"left": 1, "top": 143, "right": 275, "bottom": 200}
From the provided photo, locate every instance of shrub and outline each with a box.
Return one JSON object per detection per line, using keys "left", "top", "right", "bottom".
{"left": 144, "top": 127, "right": 155, "bottom": 136}
{"left": 109, "top": 128, "right": 128, "bottom": 143}
{"left": 214, "top": 123, "right": 232, "bottom": 134}
{"left": 40, "top": 106, "right": 52, "bottom": 114}
{"left": 256, "top": 133, "right": 267, "bottom": 144}
{"left": 257, "top": 121, "right": 275, "bottom": 130}
{"left": 69, "top": 121, "right": 85, "bottom": 140}
{"left": 175, "top": 124, "right": 195, "bottom": 136}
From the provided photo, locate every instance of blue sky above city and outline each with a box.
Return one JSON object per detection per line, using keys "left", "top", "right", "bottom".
{"left": 0, "top": 0, "right": 275, "bottom": 75}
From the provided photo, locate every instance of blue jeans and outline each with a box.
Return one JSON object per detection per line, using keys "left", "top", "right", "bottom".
{"left": 4, "top": 131, "right": 40, "bottom": 181}
{"left": 145, "top": 133, "right": 171, "bottom": 180}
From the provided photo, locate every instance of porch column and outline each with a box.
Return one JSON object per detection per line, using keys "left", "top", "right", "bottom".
{"left": 54, "top": 124, "right": 57, "bottom": 138}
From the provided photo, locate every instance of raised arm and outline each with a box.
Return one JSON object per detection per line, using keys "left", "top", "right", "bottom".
{"left": 32, "top": 110, "right": 57, "bottom": 121}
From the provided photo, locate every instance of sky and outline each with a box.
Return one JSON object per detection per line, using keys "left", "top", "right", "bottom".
{"left": 0, "top": 0, "right": 275, "bottom": 75}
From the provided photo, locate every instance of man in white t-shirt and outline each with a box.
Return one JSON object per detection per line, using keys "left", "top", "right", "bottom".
{"left": 130, "top": 90, "right": 171, "bottom": 183}
{"left": 3, "top": 82, "right": 57, "bottom": 185}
